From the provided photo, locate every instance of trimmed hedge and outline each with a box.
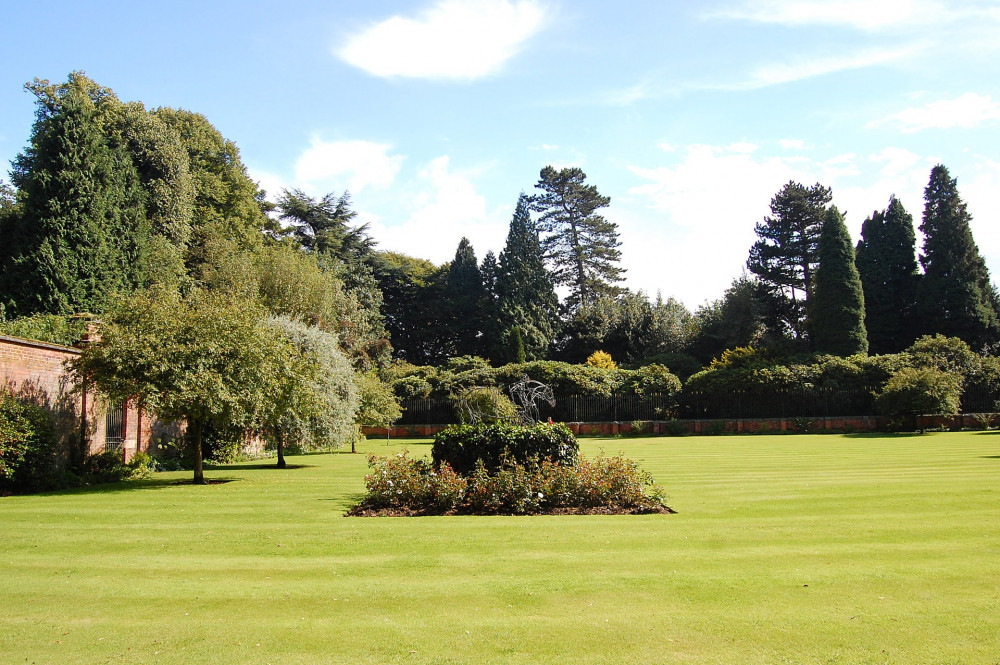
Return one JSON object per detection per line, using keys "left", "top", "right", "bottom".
{"left": 432, "top": 422, "right": 578, "bottom": 475}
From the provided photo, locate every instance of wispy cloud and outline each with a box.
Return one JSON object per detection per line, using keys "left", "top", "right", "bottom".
{"left": 295, "top": 139, "right": 404, "bottom": 194}
{"left": 706, "top": 44, "right": 924, "bottom": 90}
{"left": 871, "top": 93, "right": 1000, "bottom": 133}
{"left": 337, "top": 0, "right": 550, "bottom": 81}
{"left": 707, "top": 0, "right": 956, "bottom": 31}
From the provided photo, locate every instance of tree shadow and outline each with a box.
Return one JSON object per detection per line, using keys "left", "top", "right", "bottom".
{"left": 34, "top": 475, "right": 239, "bottom": 496}
{"left": 980, "top": 455, "right": 1000, "bottom": 459}
{"left": 204, "top": 463, "right": 314, "bottom": 471}
{"left": 842, "top": 431, "right": 925, "bottom": 439}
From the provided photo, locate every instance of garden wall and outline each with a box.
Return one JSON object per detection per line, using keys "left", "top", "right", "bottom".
{"left": 0, "top": 334, "right": 159, "bottom": 462}
{"left": 364, "top": 413, "right": 983, "bottom": 438}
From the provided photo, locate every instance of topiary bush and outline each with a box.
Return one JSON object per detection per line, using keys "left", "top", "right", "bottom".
{"left": 432, "top": 422, "right": 578, "bottom": 475}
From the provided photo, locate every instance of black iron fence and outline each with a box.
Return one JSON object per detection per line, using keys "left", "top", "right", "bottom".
{"left": 397, "top": 384, "right": 1000, "bottom": 425}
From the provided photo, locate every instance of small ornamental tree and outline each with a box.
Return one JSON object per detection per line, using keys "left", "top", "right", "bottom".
{"left": 354, "top": 372, "right": 403, "bottom": 452}
{"left": 265, "top": 316, "right": 359, "bottom": 468}
{"left": 875, "top": 367, "right": 961, "bottom": 433}
{"left": 586, "top": 350, "right": 617, "bottom": 370}
{"left": 71, "top": 290, "right": 289, "bottom": 484}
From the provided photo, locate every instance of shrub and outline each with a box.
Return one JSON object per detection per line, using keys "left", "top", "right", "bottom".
{"left": 352, "top": 451, "right": 671, "bottom": 516}
{"left": 586, "top": 350, "right": 617, "bottom": 370}
{"left": 619, "top": 364, "right": 682, "bottom": 397}
{"left": 452, "top": 386, "right": 519, "bottom": 425}
{"left": 432, "top": 422, "right": 578, "bottom": 475}
{"left": 362, "top": 451, "right": 466, "bottom": 513}
{"left": 876, "top": 367, "right": 962, "bottom": 431}
{"left": 663, "top": 420, "right": 688, "bottom": 436}
{"left": 0, "top": 391, "right": 58, "bottom": 494}
{"left": 81, "top": 450, "right": 132, "bottom": 484}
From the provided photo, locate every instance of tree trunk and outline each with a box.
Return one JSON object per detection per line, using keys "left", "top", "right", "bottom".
{"left": 191, "top": 419, "right": 206, "bottom": 484}
{"left": 277, "top": 437, "right": 286, "bottom": 469}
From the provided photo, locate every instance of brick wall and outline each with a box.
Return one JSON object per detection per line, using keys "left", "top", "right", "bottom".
{"left": 0, "top": 334, "right": 154, "bottom": 462}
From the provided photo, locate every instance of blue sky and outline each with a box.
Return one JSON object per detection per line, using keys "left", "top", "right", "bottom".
{"left": 2, "top": 0, "right": 999, "bottom": 307}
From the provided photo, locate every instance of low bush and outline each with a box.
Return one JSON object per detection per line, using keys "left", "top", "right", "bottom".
{"left": 80, "top": 449, "right": 156, "bottom": 484}
{"left": 350, "top": 451, "right": 672, "bottom": 516}
{"left": 1, "top": 391, "right": 58, "bottom": 494}
{"left": 432, "top": 422, "right": 578, "bottom": 475}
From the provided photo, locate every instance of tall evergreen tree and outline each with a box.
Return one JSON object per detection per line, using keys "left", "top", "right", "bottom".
{"left": 917, "top": 164, "right": 1000, "bottom": 347}
{"left": 531, "top": 166, "right": 624, "bottom": 311}
{"left": 445, "top": 237, "right": 486, "bottom": 357}
{"left": 855, "top": 196, "right": 919, "bottom": 353}
{"left": 276, "top": 189, "right": 373, "bottom": 265}
{"left": 810, "top": 206, "right": 868, "bottom": 356}
{"left": 747, "top": 181, "right": 832, "bottom": 339}
{"left": 1, "top": 73, "right": 149, "bottom": 316}
{"left": 495, "top": 194, "right": 559, "bottom": 361}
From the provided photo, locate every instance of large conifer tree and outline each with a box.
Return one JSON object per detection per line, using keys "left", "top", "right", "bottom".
{"left": 1, "top": 74, "right": 149, "bottom": 316}
{"left": 917, "top": 164, "right": 999, "bottom": 347}
{"left": 810, "top": 206, "right": 868, "bottom": 356}
{"left": 531, "top": 166, "right": 624, "bottom": 311}
{"left": 496, "top": 194, "right": 559, "bottom": 360}
{"left": 747, "top": 181, "right": 831, "bottom": 339}
{"left": 444, "top": 237, "right": 486, "bottom": 358}
{"left": 855, "top": 196, "right": 919, "bottom": 353}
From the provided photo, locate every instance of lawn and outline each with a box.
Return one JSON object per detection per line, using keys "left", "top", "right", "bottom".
{"left": 1, "top": 432, "right": 998, "bottom": 664}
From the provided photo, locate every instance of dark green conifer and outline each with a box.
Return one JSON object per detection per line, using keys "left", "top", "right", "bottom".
{"left": 495, "top": 194, "right": 559, "bottom": 361}
{"left": 445, "top": 237, "right": 486, "bottom": 357}
{"left": 810, "top": 206, "right": 868, "bottom": 356}
{"left": 917, "top": 165, "right": 999, "bottom": 347}
{"left": 855, "top": 196, "right": 919, "bottom": 353}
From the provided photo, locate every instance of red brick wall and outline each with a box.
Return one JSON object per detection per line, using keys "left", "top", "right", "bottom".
{"left": 1, "top": 334, "right": 152, "bottom": 462}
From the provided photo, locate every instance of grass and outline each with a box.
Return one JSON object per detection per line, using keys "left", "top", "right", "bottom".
{"left": 1, "top": 432, "right": 999, "bottom": 664}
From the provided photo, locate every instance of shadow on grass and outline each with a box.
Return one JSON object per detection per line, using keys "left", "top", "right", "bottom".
{"left": 36, "top": 475, "right": 242, "bottom": 497}
{"left": 204, "top": 463, "right": 314, "bottom": 471}
{"left": 981, "top": 455, "right": 1000, "bottom": 459}
{"left": 842, "top": 431, "right": 925, "bottom": 439}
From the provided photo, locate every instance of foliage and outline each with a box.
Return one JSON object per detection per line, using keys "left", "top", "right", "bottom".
{"left": 360, "top": 451, "right": 467, "bottom": 513}
{"left": 494, "top": 194, "right": 559, "bottom": 360}
{"left": 371, "top": 251, "right": 451, "bottom": 365}
{"left": 619, "top": 364, "right": 682, "bottom": 397}
{"left": 586, "top": 350, "right": 617, "bottom": 370}
{"left": 452, "top": 387, "right": 519, "bottom": 425}
{"left": 747, "top": 181, "right": 832, "bottom": 339}
{"left": 355, "top": 372, "right": 403, "bottom": 429}
{"left": 809, "top": 206, "right": 868, "bottom": 356}
{"left": 875, "top": 367, "right": 962, "bottom": 428}
{"left": 531, "top": 167, "right": 624, "bottom": 311}
{"left": 432, "top": 422, "right": 578, "bottom": 475}
{"left": 444, "top": 237, "right": 487, "bottom": 358}
{"left": 276, "top": 188, "right": 372, "bottom": 265}
{"left": 80, "top": 449, "right": 155, "bottom": 483}
{"left": 353, "top": 449, "right": 670, "bottom": 516}
{"left": 71, "top": 290, "right": 290, "bottom": 483}
{"left": 0, "top": 390, "right": 57, "bottom": 493}
{"left": 264, "top": 316, "right": 359, "bottom": 467}
{"left": 0, "top": 313, "right": 89, "bottom": 346}
{"left": 917, "top": 164, "right": 1000, "bottom": 347}
{"left": 855, "top": 196, "right": 919, "bottom": 353}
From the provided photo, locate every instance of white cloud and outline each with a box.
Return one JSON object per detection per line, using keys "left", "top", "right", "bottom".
{"left": 621, "top": 142, "right": 950, "bottom": 305}
{"left": 337, "top": 0, "right": 549, "bottom": 81}
{"left": 708, "top": 0, "right": 954, "bottom": 31}
{"left": 779, "top": 139, "right": 806, "bottom": 150}
{"left": 873, "top": 93, "right": 1000, "bottom": 133}
{"left": 294, "top": 139, "right": 404, "bottom": 194}
{"left": 369, "top": 156, "right": 509, "bottom": 264}
{"left": 712, "top": 45, "right": 923, "bottom": 90}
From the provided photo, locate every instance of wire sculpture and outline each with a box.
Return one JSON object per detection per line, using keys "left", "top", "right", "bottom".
{"left": 455, "top": 386, "right": 509, "bottom": 425}
{"left": 509, "top": 375, "right": 555, "bottom": 425}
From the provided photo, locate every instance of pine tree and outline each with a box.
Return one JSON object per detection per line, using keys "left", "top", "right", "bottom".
{"left": 1, "top": 73, "right": 149, "bottom": 316}
{"left": 810, "top": 206, "right": 867, "bottom": 356}
{"left": 445, "top": 237, "right": 486, "bottom": 357}
{"left": 531, "top": 166, "right": 624, "bottom": 311}
{"left": 747, "top": 181, "right": 831, "bottom": 339}
{"left": 495, "top": 194, "right": 559, "bottom": 361}
{"left": 855, "top": 196, "right": 919, "bottom": 353}
{"left": 917, "top": 164, "right": 999, "bottom": 347}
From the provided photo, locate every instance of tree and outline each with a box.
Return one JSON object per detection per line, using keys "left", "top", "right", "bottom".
{"left": 354, "top": 372, "right": 403, "bottom": 452}
{"left": 495, "top": 194, "right": 560, "bottom": 361}
{"left": 265, "top": 316, "right": 359, "bottom": 468}
{"left": 875, "top": 367, "right": 961, "bottom": 433}
{"left": 1, "top": 73, "right": 150, "bottom": 316}
{"left": 531, "top": 167, "right": 624, "bottom": 311}
{"left": 810, "top": 206, "right": 868, "bottom": 356}
{"left": 371, "top": 251, "right": 452, "bottom": 364}
{"left": 747, "top": 181, "right": 832, "bottom": 339}
{"left": 916, "top": 165, "right": 999, "bottom": 347}
{"left": 855, "top": 196, "right": 919, "bottom": 353}
{"left": 444, "top": 238, "right": 486, "bottom": 358}
{"left": 71, "top": 291, "right": 289, "bottom": 484}
{"left": 276, "top": 189, "right": 374, "bottom": 267}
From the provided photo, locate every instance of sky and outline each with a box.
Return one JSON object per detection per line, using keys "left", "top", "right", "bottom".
{"left": 2, "top": 0, "right": 1000, "bottom": 309}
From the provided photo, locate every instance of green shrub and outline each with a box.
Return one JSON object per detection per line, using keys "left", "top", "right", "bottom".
{"left": 876, "top": 367, "right": 962, "bottom": 431}
{"left": 352, "top": 451, "right": 671, "bottom": 515}
{"left": 362, "top": 451, "right": 466, "bottom": 513}
{"left": 663, "top": 420, "right": 688, "bottom": 436}
{"left": 0, "top": 391, "right": 58, "bottom": 494}
{"left": 432, "top": 422, "right": 578, "bottom": 475}
{"left": 81, "top": 450, "right": 132, "bottom": 484}
{"left": 452, "top": 386, "right": 519, "bottom": 425}
{"left": 0, "top": 313, "right": 89, "bottom": 346}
